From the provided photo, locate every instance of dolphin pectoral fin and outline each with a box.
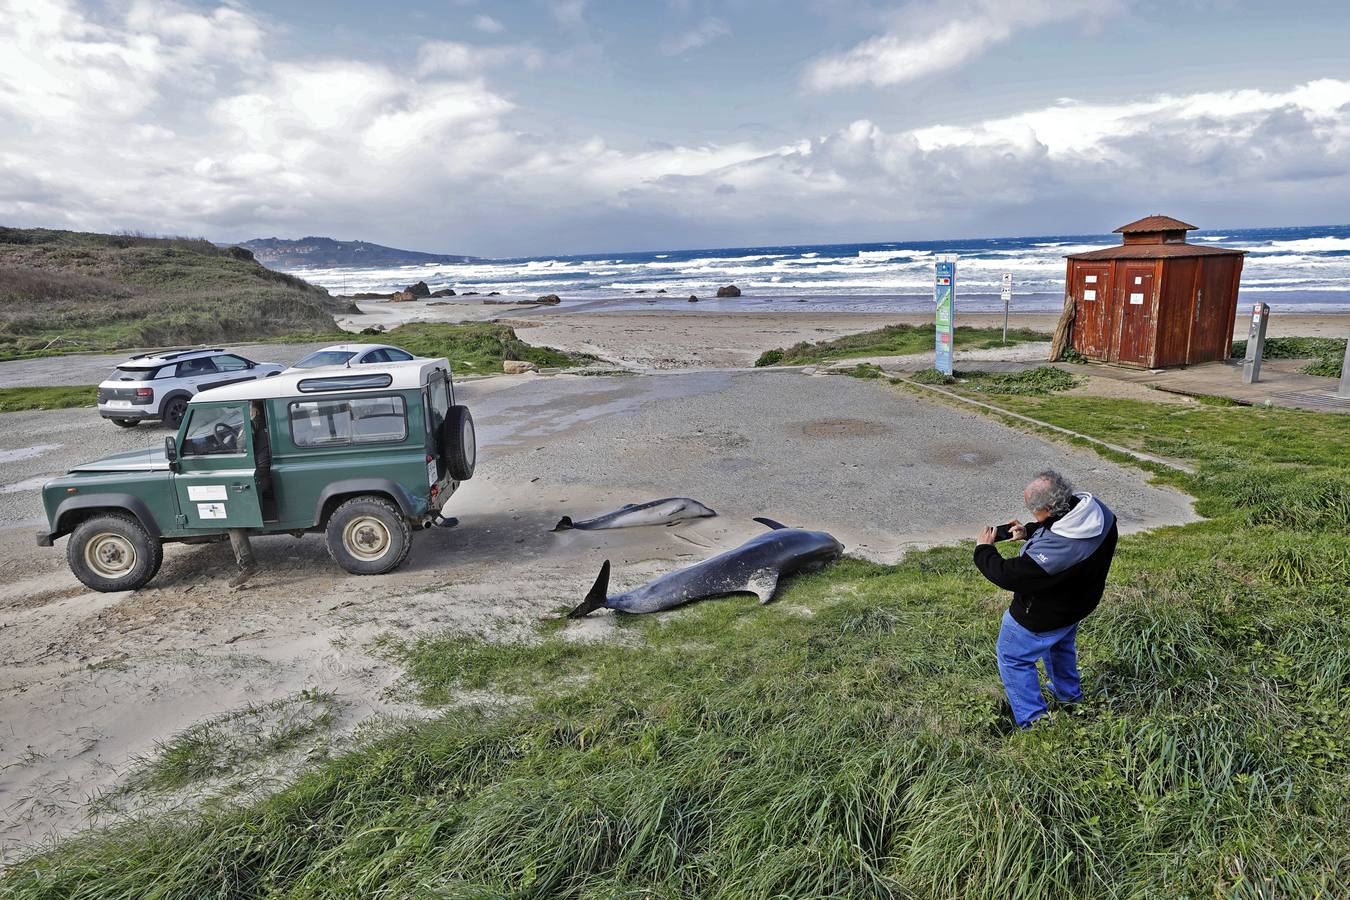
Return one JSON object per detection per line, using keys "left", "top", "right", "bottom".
{"left": 747, "top": 570, "right": 780, "bottom": 604}
{"left": 752, "top": 517, "right": 790, "bottom": 531}
{"left": 568, "top": 560, "right": 611, "bottom": 618}
{"left": 552, "top": 516, "right": 574, "bottom": 532}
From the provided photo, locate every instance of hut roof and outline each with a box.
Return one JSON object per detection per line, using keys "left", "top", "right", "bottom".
{"left": 1113, "top": 215, "right": 1198, "bottom": 234}
{"left": 1066, "top": 243, "right": 1244, "bottom": 261}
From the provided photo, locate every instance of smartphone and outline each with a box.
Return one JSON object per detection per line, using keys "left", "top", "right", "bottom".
{"left": 993, "top": 523, "right": 1015, "bottom": 542}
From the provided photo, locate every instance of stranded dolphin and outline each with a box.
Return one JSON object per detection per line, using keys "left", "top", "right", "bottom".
{"left": 567, "top": 517, "right": 844, "bottom": 617}
{"left": 553, "top": 497, "right": 717, "bottom": 532}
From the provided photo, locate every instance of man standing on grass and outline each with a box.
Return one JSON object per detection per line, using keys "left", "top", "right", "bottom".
{"left": 974, "top": 470, "right": 1118, "bottom": 729}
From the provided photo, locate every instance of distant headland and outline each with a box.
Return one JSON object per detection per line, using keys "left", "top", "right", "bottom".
{"left": 237, "top": 236, "right": 477, "bottom": 269}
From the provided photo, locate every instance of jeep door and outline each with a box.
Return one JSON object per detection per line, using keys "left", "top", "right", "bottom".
{"left": 171, "top": 402, "right": 264, "bottom": 528}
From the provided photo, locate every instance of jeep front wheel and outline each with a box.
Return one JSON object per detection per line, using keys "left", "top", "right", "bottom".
{"left": 325, "top": 496, "right": 412, "bottom": 575}
{"left": 67, "top": 513, "right": 163, "bottom": 592}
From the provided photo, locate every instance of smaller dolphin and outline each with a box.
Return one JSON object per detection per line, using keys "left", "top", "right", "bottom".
{"left": 553, "top": 497, "right": 717, "bottom": 532}
{"left": 568, "top": 517, "right": 843, "bottom": 617}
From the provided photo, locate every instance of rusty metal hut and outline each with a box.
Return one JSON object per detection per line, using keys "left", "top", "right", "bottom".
{"left": 1063, "top": 215, "right": 1245, "bottom": 367}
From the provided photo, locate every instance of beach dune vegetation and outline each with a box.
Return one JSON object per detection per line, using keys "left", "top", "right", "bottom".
{"left": 755, "top": 323, "right": 1047, "bottom": 367}
{"left": 0, "top": 227, "right": 344, "bottom": 360}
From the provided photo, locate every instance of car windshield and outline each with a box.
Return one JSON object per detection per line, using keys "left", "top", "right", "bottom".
{"left": 293, "top": 350, "right": 357, "bottom": 369}
{"left": 113, "top": 366, "right": 159, "bottom": 381}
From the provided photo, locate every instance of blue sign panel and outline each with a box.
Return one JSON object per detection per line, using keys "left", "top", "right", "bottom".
{"left": 934, "top": 259, "right": 955, "bottom": 375}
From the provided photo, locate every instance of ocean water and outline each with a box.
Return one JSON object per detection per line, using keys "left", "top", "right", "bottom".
{"left": 291, "top": 224, "right": 1350, "bottom": 314}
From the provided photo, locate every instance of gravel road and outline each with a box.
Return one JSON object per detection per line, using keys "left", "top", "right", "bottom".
{"left": 0, "top": 343, "right": 334, "bottom": 388}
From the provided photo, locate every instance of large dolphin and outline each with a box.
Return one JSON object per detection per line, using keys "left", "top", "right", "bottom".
{"left": 567, "top": 517, "right": 844, "bottom": 617}
{"left": 553, "top": 497, "right": 717, "bottom": 532}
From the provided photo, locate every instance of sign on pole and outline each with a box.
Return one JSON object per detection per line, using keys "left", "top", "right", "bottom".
{"left": 934, "top": 256, "right": 956, "bottom": 375}
{"left": 1000, "top": 272, "right": 1013, "bottom": 344}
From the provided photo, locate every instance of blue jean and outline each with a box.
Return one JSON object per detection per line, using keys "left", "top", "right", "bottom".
{"left": 996, "top": 610, "right": 1082, "bottom": 728}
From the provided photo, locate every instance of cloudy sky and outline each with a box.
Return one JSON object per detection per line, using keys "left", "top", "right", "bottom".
{"left": 2, "top": 0, "right": 1349, "bottom": 256}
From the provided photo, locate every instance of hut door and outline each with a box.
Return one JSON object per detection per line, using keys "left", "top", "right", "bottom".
{"left": 1074, "top": 265, "right": 1111, "bottom": 357}
{"left": 1116, "top": 267, "right": 1155, "bottom": 365}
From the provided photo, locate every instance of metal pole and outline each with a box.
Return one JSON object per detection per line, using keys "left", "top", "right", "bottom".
{"left": 1337, "top": 331, "right": 1350, "bottom": 398}
{"left": 1242, "top": 302, "right": 1269, "bottom": 385}
{"left": 1001, "top": 273, "right": 1012, "bottom": 344}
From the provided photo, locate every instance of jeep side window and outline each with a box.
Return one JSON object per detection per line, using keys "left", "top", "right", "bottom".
{"left": 290, "top": 396, "right": 407, "bottom": 447}
{"left": 428, "top": 374, "right": 449, "bottom": 436}
{"left": 181, "top": 405, "right": 248, "bottom": 456}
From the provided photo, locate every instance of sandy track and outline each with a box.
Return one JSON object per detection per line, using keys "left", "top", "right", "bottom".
{"left": 1, "top": 368, "right": 1197, "bottom": 861}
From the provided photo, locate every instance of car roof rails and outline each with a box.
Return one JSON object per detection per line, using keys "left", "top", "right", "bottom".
{"left": 127, "top": 347, "right": 196, "bottom": 360}
{"left": 160, "top": 347, "right": 226, "bottom": 360}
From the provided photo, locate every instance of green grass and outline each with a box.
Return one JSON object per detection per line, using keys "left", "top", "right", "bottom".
{"left": 0, "top": 227, "right": 347, "bottom": 360}
{"left": 0, "top": 385, "right": 97, "bottom": 412}
{"left": 1231, "top": 336, "right": 1346, "bottom": 379}
{"left": 268, "top": 322, "right": 596, "bottom": 373}
{"left": 755, "top": 323, "right": 1048, "bottom": 367}
{"left": 115, "top": 692, "right": 341, "bottom": 796}
{"left": 5, "top": 396, "right": 1349, "bottom": 898}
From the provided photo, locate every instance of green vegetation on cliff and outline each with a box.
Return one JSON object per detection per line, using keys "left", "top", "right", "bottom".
{"left": 0, "top": 227, "right": 347, "bottom": 360}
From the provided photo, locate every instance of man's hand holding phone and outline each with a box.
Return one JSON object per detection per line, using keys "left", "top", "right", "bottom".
{"left": 982, "top": 520, "right": 1028, "bottom": 545}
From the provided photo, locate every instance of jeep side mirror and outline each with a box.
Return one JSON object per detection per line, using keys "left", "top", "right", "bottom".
{"left": 164, "top": 435, "right": 179, "bottom": 471}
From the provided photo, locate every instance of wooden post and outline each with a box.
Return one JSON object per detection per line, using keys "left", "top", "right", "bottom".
{"left": 1049, "top": 291, "right": 1075, "bottom": 361}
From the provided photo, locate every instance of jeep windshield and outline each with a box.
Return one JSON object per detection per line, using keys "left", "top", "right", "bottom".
{"left": 292, "top": 350, "right": 357, "bottom": 369}
{"left": 112, "top": 365, "right": 162, "bottom": 381}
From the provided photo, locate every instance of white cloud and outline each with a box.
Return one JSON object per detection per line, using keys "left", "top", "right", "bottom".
{"left": 0, "top": 0, "right": 1347, "bottom": 254}
{"left": 472, "top": 14, "right": 504, "bottom": 34}
{"left": 660, "top": 17, "right": 730, "bottom": 55}
{"left": 804, "top": 0, "right": 1118, "bottom": 92}
{"left": 416, "top": 40, "right": 541, "bottom": 76}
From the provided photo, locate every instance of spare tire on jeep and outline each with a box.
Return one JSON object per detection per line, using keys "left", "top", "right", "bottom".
{"left": 441, "top": 404, "right": 476, "bottom": 481}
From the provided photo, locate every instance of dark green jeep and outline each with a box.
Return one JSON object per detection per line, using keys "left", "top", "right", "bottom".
{"left": 39, "top": 359, "right": 476, "bottom": 592}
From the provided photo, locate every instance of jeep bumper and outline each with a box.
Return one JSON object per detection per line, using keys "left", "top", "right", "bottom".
{"left": 36, "top": 530, "right": 54, "bottom": 547}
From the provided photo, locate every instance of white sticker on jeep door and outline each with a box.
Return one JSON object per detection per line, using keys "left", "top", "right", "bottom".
{"left": 188, "top": 485, "right": 228, "bottom": 501}
{"left": 197, "top": 502, "right": 228, "bottom": 519}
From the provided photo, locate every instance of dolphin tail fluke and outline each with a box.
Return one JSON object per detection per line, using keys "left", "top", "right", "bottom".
{"left": 753, "top": 516, "right": 790, "bottom": 531}
{"left": 552, "top": 516, "right": 574, "bottom": 532}
{"left": 568, "top": 560, "right": 611, "bottom": 618}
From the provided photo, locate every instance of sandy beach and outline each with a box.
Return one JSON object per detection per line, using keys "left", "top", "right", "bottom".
{"left": 337, "top": 298, "right": 1349, "bottom": 370}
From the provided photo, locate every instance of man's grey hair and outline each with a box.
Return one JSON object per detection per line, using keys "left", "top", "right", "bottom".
{"left": 1025, "top": 469, "right": 1076, "bottom": 515}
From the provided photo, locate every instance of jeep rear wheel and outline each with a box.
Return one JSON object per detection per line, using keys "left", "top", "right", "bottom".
{"left": 325, "top": 496, "right": 412, "bottom": 575}
{"left": 162, "top": 395, "right": 189, "bottom": 429}
{"left": 67, "top": 513, "right": 163, "bottom": 592}
{"left": 442, "top": 405, "right": 476, "bottom": 481}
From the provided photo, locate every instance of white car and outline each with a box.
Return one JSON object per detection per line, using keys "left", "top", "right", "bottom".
{"left": 96, "top": 348, "right": 284, "bottom": 428}
{"left": 287, "top": 343, "right": 418, "bottom": 371}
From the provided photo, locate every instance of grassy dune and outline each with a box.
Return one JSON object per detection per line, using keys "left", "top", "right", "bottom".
{"left": 0, "top": 227, "right": 345, "bottom": 360}
{"left": 755, "top": 323, "right": 1048, "bottom": 367}
{"left": 1231, "top": 336, "right": 1346, "bottom": 379}
{"left": 5, "top": 394, "right": 1348, "bottom": 897}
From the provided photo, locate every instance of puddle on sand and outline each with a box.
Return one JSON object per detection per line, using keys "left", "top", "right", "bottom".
{"left": 0, "top": 445, "right": 62, "bottom": 464}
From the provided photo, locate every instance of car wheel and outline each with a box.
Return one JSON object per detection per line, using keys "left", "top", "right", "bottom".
{"left": 162, "top": 395, "right": 189, "bottom": 429}
{"left": 67, "top": 513, "right": 163, "bottom": 592}
{"left": 325, "top": 496, "right": 412, "bottom": 575}
{"left": 111, "top": 418, "right": 139, "bottom": 428}
{"left": 441, "top": 405, "right": 476, "bottom": 481}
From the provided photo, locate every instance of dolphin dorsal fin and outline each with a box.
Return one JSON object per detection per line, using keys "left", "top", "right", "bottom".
{"left": 753, "top": 516, "right": 790, "bottom": 531}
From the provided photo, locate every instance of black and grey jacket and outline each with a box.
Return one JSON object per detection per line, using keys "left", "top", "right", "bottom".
{"left": 974, "top": 492, "right": 1119, "bottom": 633}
